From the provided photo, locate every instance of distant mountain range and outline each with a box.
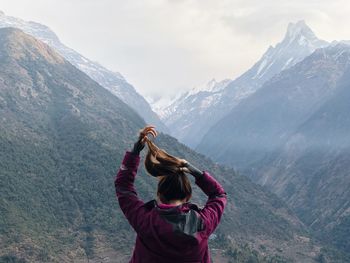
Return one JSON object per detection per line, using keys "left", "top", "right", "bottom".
{"left": 196, "top": 39, "right": 350, "bottom": 258}
{"left": 150, "top": 20, "right": 350, "bottom": 260}
{"left": 0, "top": 10, "right": 168, "bottom": 133}
{"left": 0, "top": 27, "right": 332, "bottom": 262}
{"left": 154, "top": 20, "right": 329, "bottom": 148}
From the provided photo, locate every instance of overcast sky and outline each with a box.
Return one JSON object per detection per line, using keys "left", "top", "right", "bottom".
{"left": 1, "top": 0, "right": 350, "bottom": 101}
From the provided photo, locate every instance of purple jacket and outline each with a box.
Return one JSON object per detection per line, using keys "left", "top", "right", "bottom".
{"left": 115, "top": 151, "right": 227, "bottom": 263}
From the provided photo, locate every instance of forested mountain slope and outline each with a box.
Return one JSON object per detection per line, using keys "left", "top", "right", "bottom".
{"left": 197, "top": 43, "right": 350, "bottom": 260}
{"left": 0, "top": 10, "right": 168, "bottom": 133}
{"left": 0, "top": 28, "right": 326, "bottom": 262}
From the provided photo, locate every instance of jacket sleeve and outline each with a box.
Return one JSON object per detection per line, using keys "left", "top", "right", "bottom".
{"left": 114, "top": 151, "right": 149, "bottom": 233}
{"left": 195, "top": 171, "right": 227, "bottom": 237}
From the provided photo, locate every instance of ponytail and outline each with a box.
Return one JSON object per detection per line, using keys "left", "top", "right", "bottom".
{"left": 144, "top": 138, "right": 192, "bottom": 203}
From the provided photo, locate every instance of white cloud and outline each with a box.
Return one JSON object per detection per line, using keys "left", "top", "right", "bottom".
{"left": 1, "top": 0, "right": 350, "bottom": 100}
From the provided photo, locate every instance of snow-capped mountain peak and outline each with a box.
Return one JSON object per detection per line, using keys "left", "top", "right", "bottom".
{"left": 283, "top": 20, "right": 325, "bottom": 49}
{"left": 251, "top": 20, "right": 329, "bottom": 80}
{"left": 286, "top": 20, "right": 315, "bottom": 41}
{"left": 158, "top": 21, "right": 331, "bottom": 149}
{"left": 187, "top": 78, "right": 231, "bottom": 96}
{"left": 150, "top": 78, "right": 231, "bottom": 121}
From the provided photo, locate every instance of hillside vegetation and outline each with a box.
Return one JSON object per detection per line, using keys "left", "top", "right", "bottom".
{"left": 0, "top": 28, "right": 326, "bottom": 262}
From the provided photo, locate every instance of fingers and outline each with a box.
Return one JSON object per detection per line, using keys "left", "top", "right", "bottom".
{"left": 148, "top": 129, "right": 157, "bottom": 138}
{"left": 141, "top": 125, "right": 155, "bottom": 135}
{"left": 143, "top": 127, "right": 157, "bottom": 138}
{"left": 179, "top": 159, "right": 188, "bottom": 165}
{"left": 141, "top": 126, "right": 157, "bottom": 135}
{"left": 141, "top": 136, "right": 148, "bottom": 144}
{"left": 179, "top": 167, "right": 190, "bottom": 173}
{"left": 139, "top": 125, "right": 158, "bottom": 141}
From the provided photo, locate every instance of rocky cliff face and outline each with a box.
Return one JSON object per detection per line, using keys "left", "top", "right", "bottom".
{"left": 0, "top": 28, "right": 323, "bottom": 262}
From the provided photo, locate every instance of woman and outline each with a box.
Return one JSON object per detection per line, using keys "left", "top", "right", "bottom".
{"left": 115, "top": 125, "right": 227, "bottom": 263}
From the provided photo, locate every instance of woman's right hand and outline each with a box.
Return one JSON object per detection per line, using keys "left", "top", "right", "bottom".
{"left": 132, "top": 125, "right": 158, "bottom": 155}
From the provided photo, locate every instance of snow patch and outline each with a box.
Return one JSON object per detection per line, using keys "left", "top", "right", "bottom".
{"left": 282, "top": 57, "right": 294, "bottom": 70}
{"left": 256, "top": 58, "right": 268, "bottom": 77}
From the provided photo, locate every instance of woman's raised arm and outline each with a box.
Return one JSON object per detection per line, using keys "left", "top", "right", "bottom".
{"left": 114, "top": 126, "right": 157, "bottom": 233}
{"left": 183, "top": 162, "right": 227, "bottom": 237}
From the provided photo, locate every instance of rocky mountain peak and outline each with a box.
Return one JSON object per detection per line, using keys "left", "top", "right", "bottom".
{"left": 286, "top": 20, "right": 314, "bottom": 39}
{"left": 250, "top": 20, "right": 329, "bottom": 81}
{"left": 282, "top": 20, "right": 327, "bottom": 48}
{"left": 0, "top": 27, "right": 65, "bottom": 64}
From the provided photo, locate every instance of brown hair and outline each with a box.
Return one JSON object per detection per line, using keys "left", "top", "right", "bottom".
{"left": 144, "top": 138, "right": 192, "bottom": 204}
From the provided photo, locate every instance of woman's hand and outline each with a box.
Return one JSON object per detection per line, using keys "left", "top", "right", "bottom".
{"left": 179, "top": 159, "right": 203, "bottom": 178}
{"left": 131, "top": 125, "right": 158, "bottom": 155}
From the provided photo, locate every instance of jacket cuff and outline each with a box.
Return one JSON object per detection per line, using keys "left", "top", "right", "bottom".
{"left": 122, "top": 151, "right": 141, "bottom": 168}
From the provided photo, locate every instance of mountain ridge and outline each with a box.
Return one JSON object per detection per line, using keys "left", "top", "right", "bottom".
{"left": 0, "top": 27, "right": 325, "bottom": 262}
{"left": 196, "top": 42, "right": 350, "bottom": 259}
{"left": 0, "top": 11, "right": 169, "bottom": 133}
{"left": 158, "top": 20, "right": 328, "bottom": 148}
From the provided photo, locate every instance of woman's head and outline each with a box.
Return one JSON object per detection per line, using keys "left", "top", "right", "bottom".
{"left": 144, "top": 138, "right": 192, "bottom": 204}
